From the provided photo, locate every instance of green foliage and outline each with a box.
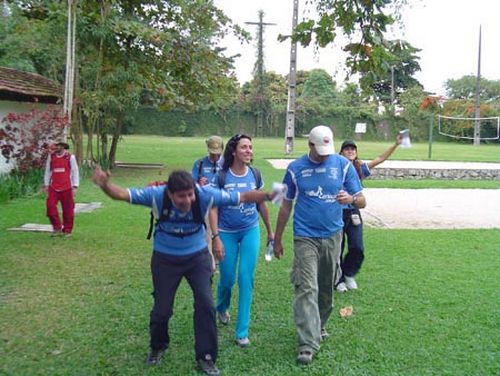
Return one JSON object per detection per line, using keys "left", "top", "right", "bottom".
{"left": 0, "top": 167, "right": 43, "bottom": 203}
{"left": 446, "top": 75, "right": 500, "bottom": 102}
{"left": 284, "top": 0, "right": 407, "bottom": 94}
{"left": 368, "top": 39, "right": 423, "bottom": 103}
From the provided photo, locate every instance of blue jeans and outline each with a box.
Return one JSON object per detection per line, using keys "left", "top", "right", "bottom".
{"left": 340, "top": 208, "right": 365, "bottom": 279}
{"left": 216, "top": 225, "right": 260, "bottom": 340}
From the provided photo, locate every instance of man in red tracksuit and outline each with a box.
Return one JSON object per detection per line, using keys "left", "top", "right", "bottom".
{"left": 44, "top": 141, "right": 80, "bottom": 237}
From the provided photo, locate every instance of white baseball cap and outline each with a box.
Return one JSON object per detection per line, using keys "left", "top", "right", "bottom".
{"left": 308, "top": 125, "right": 335, "bottom": 155}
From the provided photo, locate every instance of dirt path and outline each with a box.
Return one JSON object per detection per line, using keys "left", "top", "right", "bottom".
{"left": 360, "top": 188, "right": 500, "bottom": 229}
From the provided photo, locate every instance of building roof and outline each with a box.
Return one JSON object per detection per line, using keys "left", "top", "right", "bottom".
{"left": 0, "top": 66, "right": 62, "bottom": 104}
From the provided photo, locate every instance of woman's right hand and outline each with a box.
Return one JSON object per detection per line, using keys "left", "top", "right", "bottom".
{"left": 212, "top": 236, "right": 225, "bottom": 261}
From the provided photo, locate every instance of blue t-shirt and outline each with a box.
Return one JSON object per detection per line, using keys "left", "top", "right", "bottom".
{"left": 360, "top": 162, "right": 371, "bottom": 180}
{"left": 191, "top": 156, "right": 222, "bottom": 187}
{"left": 345, "top": 161, "right": 371, "bottom": 210}
{"left": 283, "top": 154, "right": 363, "bottom": 237}
{"left": 217, "top": 167, "right": 264, "bottom": 232}
{"left": 128, "top": 184, "right": 239, "bottom": 256}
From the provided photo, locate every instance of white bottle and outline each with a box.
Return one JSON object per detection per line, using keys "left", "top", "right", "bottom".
{"left": 265, "top": 240, "right": 274, "bottom": 262}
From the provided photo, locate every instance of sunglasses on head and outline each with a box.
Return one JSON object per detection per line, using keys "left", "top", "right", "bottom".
{"left": 229, "top": 133, "right": 251, "bottom": 145}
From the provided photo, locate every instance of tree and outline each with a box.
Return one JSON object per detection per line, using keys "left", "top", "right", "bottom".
{"left": 369, "top": 39, "right": 422, "bottom": 105}
{"left": 280, "top": 0, "right": 412, "bottom": 94}
{"left": 300, "top": 69, "right": 339, "bottom": 110}
{"left": 2, "top": 1, "right": 246, "bottom": 167}
{"left": 445, "top": 76, "right": 500, "bottom": 102}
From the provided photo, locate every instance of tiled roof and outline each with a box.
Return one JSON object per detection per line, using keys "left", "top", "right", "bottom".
{"left": 0, "top": 66, "right": 62, "bottom": 103}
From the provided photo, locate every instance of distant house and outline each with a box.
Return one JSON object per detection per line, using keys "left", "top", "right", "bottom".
{"left": 0, "top": 66, "right": 62, "bottom": 174}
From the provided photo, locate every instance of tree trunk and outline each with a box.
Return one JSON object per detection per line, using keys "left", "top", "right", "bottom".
{"left": 71, "top": 68, "right": 84, "bottom": 166}
{"left": 108, "top": 111, "right": 123, "bottom": 168}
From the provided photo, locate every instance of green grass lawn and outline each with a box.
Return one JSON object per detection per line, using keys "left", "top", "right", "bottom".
{"left": 1, "top": 136, "right": 499, "bottom": 375}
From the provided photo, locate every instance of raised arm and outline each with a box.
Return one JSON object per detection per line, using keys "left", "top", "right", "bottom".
{"left": 92, "top": 166, "right": 130, "bottom": 201}
{"left": 367, "top": 134, "right": 402, "bottom": 169}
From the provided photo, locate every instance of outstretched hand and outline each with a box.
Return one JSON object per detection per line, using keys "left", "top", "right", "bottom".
{"left": 92, "top": 165, "right": 111, "bottom": 188}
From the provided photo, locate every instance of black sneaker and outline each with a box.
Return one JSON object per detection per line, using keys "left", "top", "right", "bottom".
{"left": 146, "top": 348, "right": 165, "bottom": 366}
{"left": 197, "top": 354, "right": 220, "bottom": 376}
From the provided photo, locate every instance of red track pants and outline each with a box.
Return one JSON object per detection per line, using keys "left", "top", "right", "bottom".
{"left": 46, "top": 187, "right": 75, "bottom": 234}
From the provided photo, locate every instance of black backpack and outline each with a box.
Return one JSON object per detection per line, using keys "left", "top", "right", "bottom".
{"left": 146, "top": 185, "right": 204, "bottom": 240}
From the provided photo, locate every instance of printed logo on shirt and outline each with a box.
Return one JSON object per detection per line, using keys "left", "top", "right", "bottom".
{"left": 53, "top": 168, "right": 66, "bottom": 173}
{"left": 329, "top": 167, "right": 339, "bottom": 180}
{"left": 239, "top": 203, "right": 255, "bottom": 216}
{"left": 301, "top": 168, "right": 313, "bottom": 178}
{"left": 304, "top": 185, "right": 337, "bottom": 203}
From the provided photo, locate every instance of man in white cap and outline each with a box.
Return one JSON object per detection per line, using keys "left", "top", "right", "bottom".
{"left": 273, "top": 125, "right": 366, "bottom": 365}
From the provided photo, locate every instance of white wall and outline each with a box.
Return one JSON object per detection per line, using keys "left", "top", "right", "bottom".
{"left": 0, "top": 101, "right": 51, "bottom": 175}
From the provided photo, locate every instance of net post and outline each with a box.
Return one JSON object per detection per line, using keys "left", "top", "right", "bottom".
{"left": 428, "top": 112, "right": 434, "bottom": 159}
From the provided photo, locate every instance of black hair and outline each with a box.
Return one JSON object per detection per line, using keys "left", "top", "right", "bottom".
{"left": 222, "top": 133, "right": 252, "bottom": 171}
{"left": 167, "top": 170, "right": 195, "bottom": 193}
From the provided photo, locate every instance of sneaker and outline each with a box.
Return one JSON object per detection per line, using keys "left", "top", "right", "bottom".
{"left": 63, "top": 233, "right": 72, "bottom": 238}
{"left": 320, "top": 328, "right": 329, "bottom": 341}
{"left": 235, "top": 337, "right": 250, "bottom": 348}
{"left": 217, "top": 310, "right": 230, "bottom": 325}
{"left": 297, "top": 349, "right": 314, "bottom": 365}
{"left": 336, "top": 282, "right": 348, "bottom": 292}
{"left": 51, "top": 230, "right": 63, "bottom": 237}
{"left": 345, "top": 276, "right": 358, "bottom": 290}
{"left": 146, "top": 348, "right": 165, "bottom": 365}
{"left": 197, "top": 354, "right": 220, "bottom": 376}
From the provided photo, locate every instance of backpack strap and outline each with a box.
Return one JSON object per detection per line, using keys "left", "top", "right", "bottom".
{"left": 147, "top": 185, "right": 204, "bottom": 240}
{"left": 248, "top": 166, "right": 262, "bottom": 189}
{"left": 147, "top": 183, "right": 171, "bottom": 240}
{"left": 217, "top": 169, "right": 226, "bottom": 189}
{"left": 197, "top": 158, "right": 204, "bottom": 179}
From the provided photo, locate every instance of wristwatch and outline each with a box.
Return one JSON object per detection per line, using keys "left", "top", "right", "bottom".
{"left": 211, "top": 233, "right": 220, "bottom": 240}
{"left": 352, "top": 195, "right": 357, "bottom": 206}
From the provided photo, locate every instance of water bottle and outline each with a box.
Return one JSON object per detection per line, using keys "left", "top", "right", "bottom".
{"left": 265, "top": 240, "right": 274, "bottom": 262}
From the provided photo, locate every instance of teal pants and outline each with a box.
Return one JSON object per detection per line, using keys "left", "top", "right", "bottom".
{"left": 216, "top": 225, "right": 260, "bottom": 340}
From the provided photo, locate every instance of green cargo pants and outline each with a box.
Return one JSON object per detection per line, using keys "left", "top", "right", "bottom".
{"left": 290, "top": 231, "right": 342, "bottom": 353}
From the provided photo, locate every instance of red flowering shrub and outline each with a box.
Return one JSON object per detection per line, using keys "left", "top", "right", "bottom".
{"left": 0, "top": 106, "right": 68, "bottom": 175}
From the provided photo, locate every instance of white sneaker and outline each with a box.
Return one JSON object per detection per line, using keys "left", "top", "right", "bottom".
{"left": 344, "top": 276, "right": 358, "bottom": 290}
{"left": 336, "top": 282, "right": 348, "bottom": 292}
{"left": 235, "top": 338, "right": 250, "bottom": 347}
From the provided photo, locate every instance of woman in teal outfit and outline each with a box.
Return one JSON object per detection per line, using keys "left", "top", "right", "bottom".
{"left": 209, "top": 134, "right": 274, "bottom": 347}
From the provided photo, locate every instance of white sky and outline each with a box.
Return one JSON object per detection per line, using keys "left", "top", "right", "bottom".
{"left": 214, "top": 0, "right": 500, "bottom": 96}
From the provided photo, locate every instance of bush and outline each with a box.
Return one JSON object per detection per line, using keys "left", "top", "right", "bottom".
{"left": 0, "top": 168, "right": 44, "bottom": 203}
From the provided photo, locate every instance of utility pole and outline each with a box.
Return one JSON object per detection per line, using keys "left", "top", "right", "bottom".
{"left": 473, "top": 25, "right": 482, "bottom": 146}
{"left": 390, "top": 65, "right": 395, "bottom": 106}
{"left": 245, "top": 11, "right": 276, "bottom": 137}
{"left": 284, "top": 0, "right": 299, "bottom": 154}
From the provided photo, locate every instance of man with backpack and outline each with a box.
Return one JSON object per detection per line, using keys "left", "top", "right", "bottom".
{"left": 191, "top": 135, "right": 224, "bottom": 269}
{"left": 191, "top": 135, "right": 223, "bottom": 187}
{"left": 92, "top": 167, "right": 277, "bottom": 376}
{"left": 43, "top": 141, "right": 79, "bottom": 237}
